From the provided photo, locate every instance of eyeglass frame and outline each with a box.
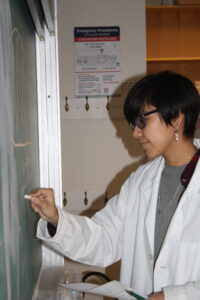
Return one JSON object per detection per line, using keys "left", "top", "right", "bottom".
{"left": 129, "top": 109, "right": 158, "bottom": 130}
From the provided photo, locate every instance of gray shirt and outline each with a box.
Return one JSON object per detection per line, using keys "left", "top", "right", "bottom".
{"left": 154, "top": 163, "right": 186, "bottom": 264}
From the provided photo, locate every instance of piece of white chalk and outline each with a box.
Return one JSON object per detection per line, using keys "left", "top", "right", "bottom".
{"left": 24, "top": 194, "right": 31, "bottom": 199}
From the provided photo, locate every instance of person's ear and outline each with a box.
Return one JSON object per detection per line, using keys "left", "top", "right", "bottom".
{"left": 171, "top": 113, "right": 185, "bottom": 141}
{"left": 171, "top": 113, "right": 185, "bottom": 130}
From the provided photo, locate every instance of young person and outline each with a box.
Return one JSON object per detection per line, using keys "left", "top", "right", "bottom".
{"left": 29, "top": 71, "right": 200, "bottom": 300}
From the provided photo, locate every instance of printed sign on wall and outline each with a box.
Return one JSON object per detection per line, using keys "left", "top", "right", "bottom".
{"left": 74, "top": 26, "right": 121, "bottom": 97}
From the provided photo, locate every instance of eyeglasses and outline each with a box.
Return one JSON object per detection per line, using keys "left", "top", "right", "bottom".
{"left": 129, "top": 109, "right": 158, "bottom": 130}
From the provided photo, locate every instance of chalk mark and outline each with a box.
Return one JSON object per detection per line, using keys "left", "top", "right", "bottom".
{"left": 11, "top": 136, "right": 32, "bottom": 147}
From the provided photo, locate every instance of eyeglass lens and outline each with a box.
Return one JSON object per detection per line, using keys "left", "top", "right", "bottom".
{"left": 129, "top": 109, "right": 158, "bottom": 130}
{"left": 136, "top": 115, "right": 145, "bottom": 129}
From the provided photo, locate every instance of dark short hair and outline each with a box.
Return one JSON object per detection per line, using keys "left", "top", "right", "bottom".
{"left": 123, "top": 70, "right": 200, "bottom": 138}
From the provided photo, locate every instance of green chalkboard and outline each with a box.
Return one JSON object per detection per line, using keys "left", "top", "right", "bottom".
{"left": 0, "top": 0, "right": 42, "bottom": 299}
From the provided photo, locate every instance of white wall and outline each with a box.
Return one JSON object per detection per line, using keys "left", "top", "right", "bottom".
{"left": 57, "top": 0, "right": 146, "bottom": 205}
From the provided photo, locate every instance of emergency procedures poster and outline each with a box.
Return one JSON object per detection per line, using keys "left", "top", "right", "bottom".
{"left": 74, "top": 26, "right": 121, "bottom": 97}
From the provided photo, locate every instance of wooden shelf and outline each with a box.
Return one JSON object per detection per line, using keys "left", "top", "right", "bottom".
{"left": 146, "top": 5, "right": 200, "bottom": 81}
{"left": 147, "top": 57, "right": 200, "bottom": 62}
{"left": 146, "top": 5, "right": 200, "bottom": 12}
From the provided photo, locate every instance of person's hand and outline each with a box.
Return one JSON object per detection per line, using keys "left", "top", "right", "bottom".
{"left": 147, "top": 291, "right": 164, "bottom": 300}
{"left": 29, "top": 188, "right": 59, "bottom": 226}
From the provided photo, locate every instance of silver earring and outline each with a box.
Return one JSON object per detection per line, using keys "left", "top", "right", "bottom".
{"left": 174, "top": 128, "right": 179, "bottom": 141}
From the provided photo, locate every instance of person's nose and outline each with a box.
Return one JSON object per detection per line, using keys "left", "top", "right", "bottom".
{"left": 132, "top": 126, "right": 143, "bottom": 139}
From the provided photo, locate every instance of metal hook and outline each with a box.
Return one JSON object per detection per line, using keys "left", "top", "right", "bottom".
{"left": 63, "top": 191, "right": 67, "bottom": 206}
{"left": 104, "top": 190, "right": 109, "bottom": 204}
{"left": 106, "top": 96, "right": 110, "bottom": 110}
{"left": 85, "top": 96, "right": 89, "bottom": 111}
{"left": 65, "top": 96, "right": 69, "bottom": 111}
{"left": 84, "top": 191, "right": 88, "bottom": 206}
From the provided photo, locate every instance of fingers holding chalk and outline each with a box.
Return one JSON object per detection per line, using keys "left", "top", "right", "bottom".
{"left": 25, "top": 189, "right": 58, "bottom": 224}
{"left": 25, "top": 193, "right": 47, "bottom": 209}
{"left": 25, "top": 194, "right": 41, "bottom": 214}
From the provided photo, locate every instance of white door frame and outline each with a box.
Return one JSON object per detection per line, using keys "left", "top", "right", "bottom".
{"left": 36, "top": 0, "right": 63, "bottom": 265}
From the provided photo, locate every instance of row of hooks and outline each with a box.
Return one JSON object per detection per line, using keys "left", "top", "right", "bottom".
{"left": 65, "top": 96, "right": 111, "bottom": 112}
{"left": 63, "top": 190, "right": 109, "bottom": 207}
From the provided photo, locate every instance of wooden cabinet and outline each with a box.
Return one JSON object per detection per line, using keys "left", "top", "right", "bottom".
{"left": 146, "top": 5, "right": 200, "bottom": 82}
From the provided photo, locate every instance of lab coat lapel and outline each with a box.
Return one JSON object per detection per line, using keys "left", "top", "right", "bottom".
{"left": 144, "top": 158, "right": 165, "bottom": 254}
{"left": 161, "top": 159, "right": 200, "bottom": 244}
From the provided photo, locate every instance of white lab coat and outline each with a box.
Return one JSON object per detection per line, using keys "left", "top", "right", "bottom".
{"left": 37, "top": 141, "right": 200, "bottom": 300}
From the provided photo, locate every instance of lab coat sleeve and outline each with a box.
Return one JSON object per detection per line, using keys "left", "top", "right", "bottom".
{"left": 37, "top": 177, "right": 130, "bottom": 267}
{"left": 163, "top": 281, "right": 200, "bottom": 300}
